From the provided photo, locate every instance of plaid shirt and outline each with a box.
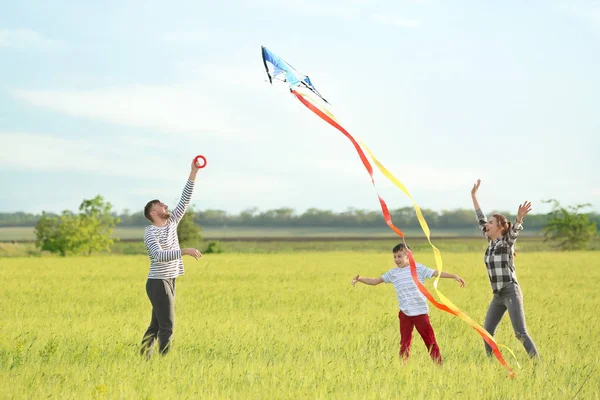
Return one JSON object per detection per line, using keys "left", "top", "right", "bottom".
{"left": 475, "top": 209, "right": 522, "bottom": 293}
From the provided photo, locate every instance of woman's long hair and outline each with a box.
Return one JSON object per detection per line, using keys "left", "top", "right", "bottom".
{"left": 493, "top": 213, "right": 516, "bottom": 257}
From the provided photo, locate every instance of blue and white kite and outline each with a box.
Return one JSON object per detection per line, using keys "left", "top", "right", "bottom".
{"left": 261, "top": 46, "right": 329, "bottom": 104}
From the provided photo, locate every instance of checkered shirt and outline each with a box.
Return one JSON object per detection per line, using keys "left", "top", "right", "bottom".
{"left": 475, "top": 208, "right": 522, "bottom": 293}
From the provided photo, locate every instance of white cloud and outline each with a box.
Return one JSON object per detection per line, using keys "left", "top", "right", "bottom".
{"left": 593, "top": 188, "right": 600, "bottom": 196}
{"left": 0, "top": 132, "right": 169, "bottom": 179}
{"left": 159, "top": 31, "right": 207, "bottom": 43}
{"left": 371, "top": 15, "right": 421, "bottom": 27}
{"left": 0, "top": 131, "right": 287, "bottom": 209}
{"left": 171, "top": 61, "right": 267, "bottom": 88}
{"left": 313, "top": 154, "right": 482, "bottom": 191}
{"left": 554, "top": 0, "right": 600, "bottom": 41}
{"left": 301, "top": 2, "right": 358, "bottom": 18}
{"left": 9, "top": 61, "right": 283, "bottom": 141}
{"left": 245, "top": 0, "right": 359, "bottom": 19}
{"left": 11, "top": 85, "right": 256, "bottom": 139}
{"left": 556, "top": 0, "right": 600, "bottom": 24}
{"left": 0, "top": 29, "right": 66, "bottom": 50}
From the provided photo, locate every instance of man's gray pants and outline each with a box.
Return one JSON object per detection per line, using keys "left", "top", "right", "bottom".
{"left": 140, "top": 278, "right": 176, "bottom": 357}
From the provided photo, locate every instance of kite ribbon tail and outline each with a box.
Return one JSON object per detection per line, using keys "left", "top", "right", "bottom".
{"left": 291, "top": 91, "right": 451, "bottom": 311}
{"left": 292, "top": 89, "right": 517, "bottom": 378}
{"left": 291, "top": 89, "right": 404, "bottom": 238}
{"left": 361, "top": 140, "right": 519, "bottom": 378}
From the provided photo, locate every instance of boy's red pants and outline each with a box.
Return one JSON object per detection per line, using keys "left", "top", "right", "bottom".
{"left": 398, "top": 311, "right": 442, "bottom": 364}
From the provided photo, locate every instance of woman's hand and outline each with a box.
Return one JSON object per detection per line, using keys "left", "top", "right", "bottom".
{"left": 516, "top": 201, "right": 532, "bottom": 223}
{"left": 471, "top": 179, "right": 481, "bottom": 197}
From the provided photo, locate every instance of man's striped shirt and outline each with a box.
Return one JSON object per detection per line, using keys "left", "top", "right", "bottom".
{"left": 144, "top": 179, "right": 195, "bottom": 279}
{"left": 475, "top": 208, "right": 522, "bottom": 293}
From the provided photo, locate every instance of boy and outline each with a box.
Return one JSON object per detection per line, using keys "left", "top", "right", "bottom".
{"left": 352, "top": 243, "right": 465, "bottom": 364}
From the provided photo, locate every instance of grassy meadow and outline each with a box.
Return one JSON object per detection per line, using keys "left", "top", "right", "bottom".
{"left": 0, "top": 251, "right": 598, "bottom": 399}
{"left": 0, "top": 226, "right": 487, "bottom": 242}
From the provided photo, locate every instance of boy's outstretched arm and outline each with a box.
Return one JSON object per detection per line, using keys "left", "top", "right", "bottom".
{"left": 352, "top": 275, "right": 383, "bottom": 286}
{"left": 432, "top": 271, "right": 466, "bottom": 287}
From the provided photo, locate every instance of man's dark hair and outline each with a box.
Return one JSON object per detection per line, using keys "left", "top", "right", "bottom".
{"left": 144, "top": 199, "right": 160, "bottom": 222}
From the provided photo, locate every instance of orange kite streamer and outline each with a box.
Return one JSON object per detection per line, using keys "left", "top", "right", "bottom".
{"left": 262, "top": 45, "right": 520, "bottom": 377}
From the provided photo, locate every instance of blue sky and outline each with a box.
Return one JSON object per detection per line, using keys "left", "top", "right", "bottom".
{"left": 1, "top": 0, "right": 598, "bottom": 217}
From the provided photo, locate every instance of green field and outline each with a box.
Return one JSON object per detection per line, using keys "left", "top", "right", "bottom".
{"left": 0, "top": 226, "right": 518, "bottom": 242}
{"left": 0, "top": 251, "right": 598, "bottom": 399}
{"left": 2, "top": 233, "right": 599, "bottom": 258}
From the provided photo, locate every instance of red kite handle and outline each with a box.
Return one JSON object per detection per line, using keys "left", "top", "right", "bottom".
{"left": 193, "top": 155, "right": 207, "bottom": 169}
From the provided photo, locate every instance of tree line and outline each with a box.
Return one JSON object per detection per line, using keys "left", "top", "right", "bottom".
{"left": 5, "top": 196, "right": 597, "bottom": 255}
{"left": 2, "top": 205, "right": 599, "bottom": 230}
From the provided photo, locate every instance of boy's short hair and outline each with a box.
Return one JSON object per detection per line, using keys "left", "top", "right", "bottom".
{"left": 392, "top": 243, "right": 411, "bottom": 253}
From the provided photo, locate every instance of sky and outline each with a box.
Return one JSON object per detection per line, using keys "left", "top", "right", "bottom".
{"left": 1, "top": 0, "right": 599, "bottom": 217}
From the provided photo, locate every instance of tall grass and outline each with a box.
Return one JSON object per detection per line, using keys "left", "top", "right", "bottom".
{"left": 0, "top": 252, "right": 598, "bottom": 398}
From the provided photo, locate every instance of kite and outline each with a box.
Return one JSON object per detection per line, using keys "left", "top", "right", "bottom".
{"left": 261, "top": 45, "right": 520, "bottom": 378}
{"left": 261, "top": 46, "right": 329, "bottom": 104}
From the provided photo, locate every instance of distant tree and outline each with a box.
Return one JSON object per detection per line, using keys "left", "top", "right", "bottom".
{"left": 239, "top": 207, "right": 258, "bottom": 225}
{"left": 297, "top": 208, "right": 338, "bottom": 226}
{"left": 34, "top": 196, "right": 119, "bottom": 256}
{"left": 541, "top": 199, "right": 597, "bottom": 250}
{"left": 196, "top": 209, "right": 229, "bottom": 226}
{"left": 34, "top": 211, "right": 84, "bottom": 256}
{"left": 437, "top": 209, "right": 473, "bottom": 229}
{"left": 78, "top": 195, "right": 120, "bottom": 255}
{"left": 177, "top": 207, "right": 202, "bottom": 246}
{"left": 0, "top": 211, "right": 44, "bottom": 227}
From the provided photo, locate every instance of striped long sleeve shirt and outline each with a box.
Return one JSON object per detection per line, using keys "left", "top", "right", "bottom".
{"left": 475, "top": 208, "right": 522, "bottom": 293}
{"left": 144, "top": 179, "right": 195, "bottom": 279}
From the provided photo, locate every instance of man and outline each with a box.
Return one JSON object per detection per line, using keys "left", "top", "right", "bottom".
{"left": 140, "top": 159, "right": 202, "bottom": 358}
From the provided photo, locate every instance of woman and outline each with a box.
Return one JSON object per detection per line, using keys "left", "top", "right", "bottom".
{"left": 471, "top": 179, "right": 539, "bottom": 358}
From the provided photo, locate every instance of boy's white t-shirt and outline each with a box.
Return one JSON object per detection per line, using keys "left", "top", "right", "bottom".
{"left": 381, "top": 263, "right": 435, "bottom": 316}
